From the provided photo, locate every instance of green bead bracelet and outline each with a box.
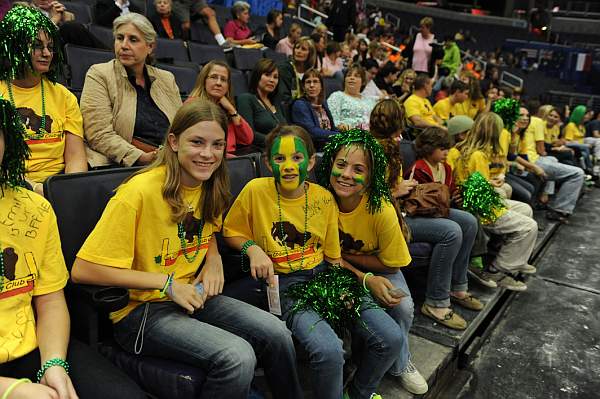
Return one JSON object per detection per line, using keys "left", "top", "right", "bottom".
{"left": 240, "top": 240, "right": 256, "bottom": 272}
{"left": 37, "top": 358, "right": 70, "bottom": 382}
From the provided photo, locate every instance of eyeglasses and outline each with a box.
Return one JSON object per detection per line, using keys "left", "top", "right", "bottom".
{"left": 207, "top": 74, "right": 228, "bottom": 83}
{"left": 32, "top": 42, "right": 55, "bottom": 53}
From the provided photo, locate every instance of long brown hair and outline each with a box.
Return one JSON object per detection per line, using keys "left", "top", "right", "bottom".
{"left": 128, "top": 99, "right": 231, "bottom": 224}
{"left": 369, "top": 99, "right": 405, "bottom": 190}
{"left": 189, "top": 60, "right": 234, "bottom": 103}
{"left": 455, "top": 112, "right": 503, "bottom": 167}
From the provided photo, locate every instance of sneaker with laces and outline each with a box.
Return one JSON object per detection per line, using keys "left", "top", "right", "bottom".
{"left": 468, "top": 265, "right": 498, "bottom": 288}
{"left": 490, "top": 272, "right": 527, "bottom": 291}
{"left": 398, "top": 360, "right": 428, "bottom": 395}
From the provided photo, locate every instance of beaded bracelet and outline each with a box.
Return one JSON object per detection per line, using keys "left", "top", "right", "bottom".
{"left": 37, "top": 358, "right": 69, "bottom": 382}
{"left": 362, "top": 272, "right": 374, "bottom": 293}
{"left": 160, "top": 272, "right": 174, "bottom": 298}
{"left": 1, "top": 378, "right": 30, "bottom": 399}
{"left": 240, "top": 240, "right": 256, "bottom": 272}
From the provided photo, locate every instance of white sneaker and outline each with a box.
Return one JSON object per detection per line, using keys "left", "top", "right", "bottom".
{"left": 518, "top": 264, "right": 537, "bottom": 274}
{"left": 399, "top": 360, "right": 428, "bottom": 395}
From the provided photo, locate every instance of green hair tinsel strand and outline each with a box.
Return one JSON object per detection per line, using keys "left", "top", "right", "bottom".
{"left": 317, "top": 128, "right": 391, "bottom": 214}
{"left": 492, "top": 98, "right": 520, "bottom": 131}
{"left": 460, "top": 171, "right": 506, "bottom": 224}
{"left": 0, "top": 5, "right": 64, "bottom": 82}
{"left": 284, "top": 264, "right": 379, "bottom": 336}
{"left": 0, "top": 97, "right": 30, "bottom": 191}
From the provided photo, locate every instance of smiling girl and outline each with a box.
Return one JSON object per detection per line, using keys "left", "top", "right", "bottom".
{"left": 72, "top": 100, "right": 301, "bottom": 398}
{"left": 224, "top": 125, "right": 402, "bottom": 398}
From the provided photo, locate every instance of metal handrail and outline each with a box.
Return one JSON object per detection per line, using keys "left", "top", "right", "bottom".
{"left": 499, "top": 70, "right": 524, "bottom": 89}
{"left": 385, "top": 12, "right": 401, "bottom": 29}
{"left": 296, "top": 4, "right": 334, "bottom": 37}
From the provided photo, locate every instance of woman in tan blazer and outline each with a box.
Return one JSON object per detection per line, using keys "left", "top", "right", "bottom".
{"left": 81, "top": 13, "right": 182, "bottom": 168}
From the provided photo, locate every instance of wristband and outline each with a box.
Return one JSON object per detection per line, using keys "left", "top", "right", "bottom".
{"left": 37, "top": 358, "right": 69, "bottom": 382}
{"left": 160, "top": 272, "right": 174, "bottom": 298}
{"left": 362, "top": 272, "right": 374, "bottom": 293}
{"left": 1, "top": 378, "right": 30, "bottom": 399}
{"left": 240, "top": 240, "right": 256, "bottom": 272}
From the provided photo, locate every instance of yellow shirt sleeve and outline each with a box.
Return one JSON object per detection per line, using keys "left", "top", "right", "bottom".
{"left": 223, "top": 187, "right": 253, "bottom": 240}
{"left": 63, "top": 86, "right": 84, "bottom": 138}
{"left": 323, "top": 202, "right": 342, "bottom": 260}
{"left": 469, "top": 151, "right": 491, "bottom": 180}
{"left": 34, "top": 207, "right": 69, "bottom": 296}
{"left": 447, "top": 147, "right": 460, "bottom": 170}
{"left": 403, "top": 95, "right": 421, "bottom": 119}
{"left": 564, "top": 122, "right": 584, "bottom": 143}
{"left": 433, "top": 98, "right": 450, "bottom": 121}
{"left": 375, "top": 205, "right": 411, "bottom": 267}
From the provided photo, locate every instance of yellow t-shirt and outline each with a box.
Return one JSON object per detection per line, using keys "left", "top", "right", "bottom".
{"left": 223, "top": 177, "right": 341, "bottom": 274}
{"left": 338, "top": 195, "right": 411, "bottom": 267}
{"left": 564, "top": 122, "right": 584, "bottom": 143}
{"left": 433, "top": 97, "right": 462, "bottom": 122}
{"left": 404, "top": 94, "right": 438, "bottom": 126}
{"left": 447, "top": 147, "right": 460, "bottom": 170}
{"left": 0, "top": 79, "right": 83, "bottom": 183}
{"left": 544, "top": 124, "right": 560, "bottom": 144}
{"left": 77, "top": 166, "right": 221, "bottom": 323}
{"left": 0, "top": 188, "right": 68, "bottom": 363}
{"left": 523, "top": 116, "right": 545, "bottom": 163}
{"left": 453, "top": 98, "right": 485, "bottom": 119}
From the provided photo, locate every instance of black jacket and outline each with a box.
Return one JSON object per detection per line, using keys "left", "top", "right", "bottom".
{"left": 150, "top": 13, "right": 183, "bottom": 40}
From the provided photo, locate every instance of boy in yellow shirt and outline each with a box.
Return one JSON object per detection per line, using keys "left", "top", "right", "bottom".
{"left": 404, "top": 74, "right": 445, "bottom": 131}
{"left": 433, "top": 80, "right": 469, "bottom": 122}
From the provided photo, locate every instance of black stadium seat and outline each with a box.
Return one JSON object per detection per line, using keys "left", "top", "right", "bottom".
{"left": 322, "top": 77, "right": 343, "bottom": 98}
{"left": 232, "top": 47, "right": 262, "bottom": 71}
{"left": 154, "top": 37, "right": 190, "bottom": 63}
{"left": 189, "top": 22, "right": 217, "bottom": 44}
{"left": 155, "top": 63, "right": 199, "bottom": 97}
{"left": 188, "top": 42, "right": 226, "bottom": 65}
{"left": 263, "top": 48, "right": 287, "bottom": 64}
{"left": 230, "top": 67, "right": 249, "bottom": 96}
{"left": 64, "top": 44, "right": 114, "bottom": 91}
{"left": 88, "top": 24, "right": 114, "bottom": 49}
{"left": 63, "top": 1, "right": 93, "bottom": 24}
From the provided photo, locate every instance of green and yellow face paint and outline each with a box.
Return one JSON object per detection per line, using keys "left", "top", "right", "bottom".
{"left": 270, "top": 135, "right": 309, "bottom": 191}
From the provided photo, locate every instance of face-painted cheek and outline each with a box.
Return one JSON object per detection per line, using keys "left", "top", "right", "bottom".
{"left": 331, "top": 165, "right": 343, "bottom": 178}
{"left": 353, "top": 174, "right": 366, "bottom": 185}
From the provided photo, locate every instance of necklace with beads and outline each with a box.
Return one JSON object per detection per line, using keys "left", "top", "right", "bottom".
{"left": 7, "top": 78, "right": 47, "bottom": 139}
{"left": 276, "top": 183, "right": 309, "bottom": 272}
{"left": 0, "top": 245, "right": 4, "bottom": 293}
{"left": 176, "top": 204, "right": 205, "bottom": 263}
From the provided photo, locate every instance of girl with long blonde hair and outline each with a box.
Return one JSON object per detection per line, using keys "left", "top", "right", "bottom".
{"left": 72, "top": 99, "right": 302, "bottom": 398}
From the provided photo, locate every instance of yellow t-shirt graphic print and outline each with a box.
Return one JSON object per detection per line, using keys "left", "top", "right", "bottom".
{"left": 224, "top": 178, "right": 341, "bottom": 274}
{"left": 0, "top": 188, "right": 68, "bottom": 363}
{"left": 78, "top": 166, "right": 221, "bottom": 323}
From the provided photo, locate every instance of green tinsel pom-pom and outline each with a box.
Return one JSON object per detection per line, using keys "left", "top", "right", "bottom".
{"left": 0, "top": 97, "right": 30, "bottom": 191}
{"left": 317, "top": 128, "right": 391, "bottom": 214}
{"left": 492, "top": 98, "right": 520, "bottom": 131}
{"left": 284, "top": 265, "right": 379, "bottom": 336}
{"left": 461, "top": 171, "right": 506, "bottom": 224}
{"left": 0, "top": 5, "right": 64, "bottom": 82}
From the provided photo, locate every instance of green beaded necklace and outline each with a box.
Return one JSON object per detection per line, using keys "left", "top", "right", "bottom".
{"left": 7, "top": 78, "right": 47, "bottom": 138}
{"left": 0, "top": 245, "right": 4, "bottom": 293}
{"left": 276, "top": 183, "right": 309, "bottom": 272}
{"left": 176, "top": 207, "right": 205, "bottom": 263}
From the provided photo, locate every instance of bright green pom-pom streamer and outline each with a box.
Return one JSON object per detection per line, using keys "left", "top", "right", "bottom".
{"left": 0, "top": 5, "right": 64, "bottom": 82}
{"left": 317, "top": 128, "right": 391, "bottom": 214}
{"left": 284, "top": 265, "right": 380, "bottom": 336}
{"left": 460, "top": 171, "right": 506, "bottom": 224}
{"left": 0, "top": 97, "right": 30, "bottom": 192}
{"left": 492, "top": 98, "right": 520, "bottom": 131}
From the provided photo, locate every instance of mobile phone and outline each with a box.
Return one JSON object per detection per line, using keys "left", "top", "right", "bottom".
{"left": 388, "top": 287, "right": 408, "bottom": 298}
{"left": 195, "top": 283, "right": 204, "bottom": 296}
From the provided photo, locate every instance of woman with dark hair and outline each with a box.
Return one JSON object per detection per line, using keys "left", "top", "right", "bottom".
{"left": 327, "top": 64, "right": 377, "bottom": 130}
{"left": 187, "top": 60, "right": 253, "bottom": 155}
{"left": 291, "top": 68, "right": 337, "bottom": 148}
{"left": 262, "top": 9, "right": 283, "bottom": 49}
{"left": 353, "top": 38, "right": 369, "bottom": 64}
{"left": 223, "top": 1, "right": 257, "bottom": 46}
{"left": 276, "top": 36, "right": 317, "bottom": 106}
{"left": 237, "top": 58, "right": 286, "bottom": 146}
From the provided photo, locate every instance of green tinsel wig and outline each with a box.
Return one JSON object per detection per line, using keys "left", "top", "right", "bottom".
{"left": 492, "top": 98, "right": 520, "bottom": 131}
{"left": 317, "top": 128, "right": 391, "bottom": 214}
{"left": 569, "top": 105, "right": 587, "bottom": 125}
{"left": 0, "top": 96, "right": 30, "bottom": 190}
{"left": 0, "top": 5, "right": 64, "bottom": 82}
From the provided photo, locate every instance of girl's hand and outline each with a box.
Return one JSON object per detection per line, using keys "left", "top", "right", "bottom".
{"left": 219, "top": 96, "right": 236, "bottom": 115}
{"left": 392, "top": 179, "right": 417, "bottom": 198}
{"left": 196, "top": 256, "right": 224, "bottom": 297}
{"left": 41, "top": 366, "right": 78, "bottom": 399}
{"left": 9, "top": 381, "right": 59, "bottom": 399}
{"left": 247, "top": 246, "right": 275, "bottom": 286}
{"left": 532, "top": 165, "right": 547, "bottom": 179}
{"left": 451, "top": 189, "right": 463, "bottom": 207}
{"left": 365, "top": 275, "right": 402, "bottom": 307}
{"left": 168, "top": 280, "right": 204, "bottom": 313}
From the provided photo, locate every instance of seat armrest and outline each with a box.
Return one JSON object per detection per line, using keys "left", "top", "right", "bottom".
{"left": 69, "top": 284, "right": 129, "bottom": 313}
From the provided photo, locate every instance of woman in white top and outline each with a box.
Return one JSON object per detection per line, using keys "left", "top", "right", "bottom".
{"left": 327, "top": 64, "right": 377, "bottom": 130}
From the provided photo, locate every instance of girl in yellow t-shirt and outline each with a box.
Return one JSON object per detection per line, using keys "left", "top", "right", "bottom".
{"left": 454, "top": 112, "right": 538, "bottom": 291}
{"left": 0, "top": 97, "right": 145, "bottom": 399}
{"left": 317, "top": 129, "right": 428, "bottom": 396}
{"left": 0, "top": 6, "right": 87, "bottom": 196}
{"left": 72, "top": 100, "right": 303, "bottom": 399}
{"left": 223, "top": 125, "right": 396, "bottom": 398}
{"left": 565, "top": 105, "right": 599, "bottom": 173}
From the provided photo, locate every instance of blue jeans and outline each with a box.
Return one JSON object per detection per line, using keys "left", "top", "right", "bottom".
{"left": 280, "top": 263, "right": 403, "bottom": 399}
{"left": 535, "top": 155, "right": 584, "bottom": 214}
{"left": 114, "top": 296, "right": 302, "bottom": 399}
{"left": 566, "top": 142, "right": 593, "bottom": 169}
{"left": 406, "top": 209, "right": 478, "bottom": 307}
{"left": 376, "top": 270, "right": 414, "bottom": 375}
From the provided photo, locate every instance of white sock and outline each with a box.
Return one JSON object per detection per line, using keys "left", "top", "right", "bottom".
{"left": 215, "top": 34, "right": 226, "bottom": 45}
